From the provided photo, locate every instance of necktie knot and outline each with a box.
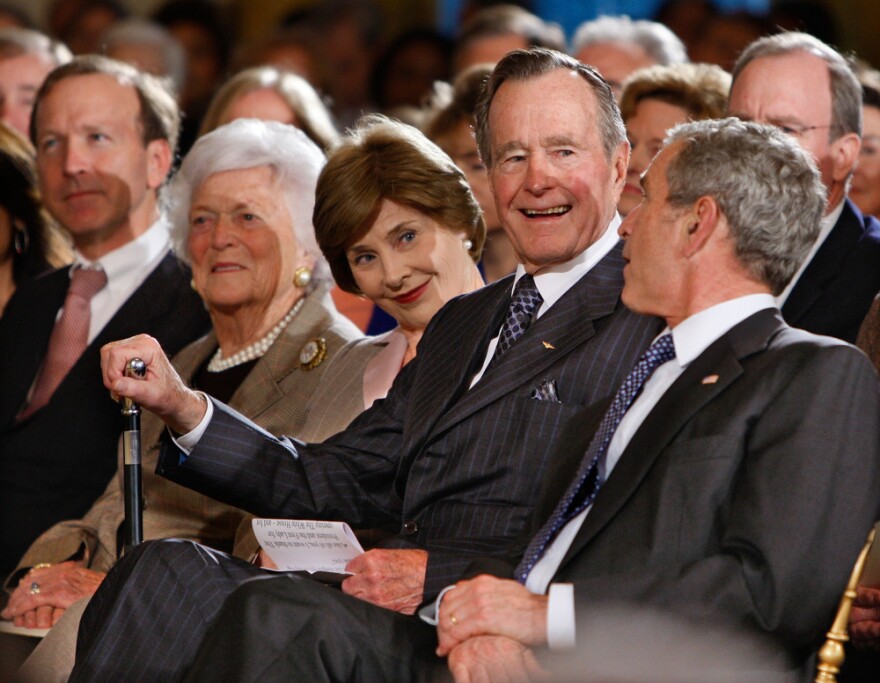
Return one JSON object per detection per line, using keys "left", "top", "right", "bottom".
{"left": 69, "top": 268, "right": 108, "bottom": 300}
{"left": 489, "top": 274, "right": 543, "bottom": 369}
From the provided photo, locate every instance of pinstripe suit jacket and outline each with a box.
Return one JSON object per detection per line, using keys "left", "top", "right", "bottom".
{"left": 12, "top": 286, "right": 363, "bottom": 575}
{"left": 157, "top": 243, "right": 662, "bottom": 599}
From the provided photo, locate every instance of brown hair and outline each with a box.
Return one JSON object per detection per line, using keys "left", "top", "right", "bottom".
{"left": 314, "top": 115, "right": 486, "bottom": 294}
{"left": 620, "top": 63, "right": 731, "bottom": 122}
{"left": 0, "top": 123, "right": 70, "bottom": 282}
{"left": 424, "top": 63, "right": 493, "bottom": 144}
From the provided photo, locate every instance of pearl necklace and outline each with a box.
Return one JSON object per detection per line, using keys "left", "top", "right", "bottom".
{"left": 207, "top": 298, "right": 306, "bottom": 372}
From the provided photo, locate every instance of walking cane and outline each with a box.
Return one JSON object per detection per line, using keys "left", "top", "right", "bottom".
{"left": 122, "top": 358, "right": 146, "bottom": 554}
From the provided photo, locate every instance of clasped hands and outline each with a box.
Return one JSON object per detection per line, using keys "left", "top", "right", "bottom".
{"left": 437, "top": 575, "right": 550, "bottom": 683}
{"left": 1, "top": 561, "right": 105, "bottom": 629}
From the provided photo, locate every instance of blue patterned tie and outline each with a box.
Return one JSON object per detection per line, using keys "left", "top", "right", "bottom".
{"left": 514, "top": 333, "right": 676, "bottom": 583}
{"left": 487, "top": 274, "right": 543, "bottom": 371}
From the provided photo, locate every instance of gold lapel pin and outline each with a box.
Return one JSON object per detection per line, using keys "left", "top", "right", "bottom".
{"left": 701, "top": 374, "right": 720, "bottom": 385}
{"left": 542, "top": 341, "right": 555, "bottom": 350}
{"left": 298, "top": 338, "right": 327, "bottom": 370}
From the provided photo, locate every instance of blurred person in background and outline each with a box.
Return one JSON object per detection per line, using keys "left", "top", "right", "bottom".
{"left": 56, "top": 0, "right": 127, "bottom": 56}
{"left": 618, "top": 62, "right": 730, "bottom": 216}
{"left": 0, "top": 122, "right": 70, "bottom": 317}
{"left": 571, "top": 15, "right": 688, "bottom": 99}
{"left": 0, "top": 27, "right": 71, "bottom": 138}
{"left": 425, "top": 64, "right": 518, "bottom": 283}
{"left": 850, "top": 78, "right": 880, "bottom": 219}
{"left": 102, "top": 19, "right": 187, "bottom": 97}
{"left": 453, "top": 4, "right": 564, "bottom": 74}
{"left": 370, "top": 29, "right": 452, "bottom": 115}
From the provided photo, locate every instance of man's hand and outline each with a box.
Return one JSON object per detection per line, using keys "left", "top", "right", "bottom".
{"left": 101, "top": 334, "right": 207, "bottom": 434}
{"left": 447, "top": 635, "right": 547, "bottom": 683}
{"left": 437, "top": 575, "right": 548, "bottom": 656}
{"left": 850, "top": 585, "right": 880, "bottom": 650}
{"left": 341, "top": 549, "right": 427, "bottom": 614}
{"left": 1, "top": 562, "right": 105, "bottom": 629}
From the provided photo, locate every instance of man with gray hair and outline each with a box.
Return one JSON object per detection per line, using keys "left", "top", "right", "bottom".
{"left": 728, "top": 31, "right": 880, "bottom": 343}
{"left": 0, "top": 27, "right": 71, "bottom": 137}
{"left": 571, "top": 15, "right": 687, "bottom": 98}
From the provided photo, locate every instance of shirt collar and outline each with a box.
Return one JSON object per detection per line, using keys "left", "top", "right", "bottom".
{"left": 72, "top": 218, "right": 171, "bottom": 288}
{"left": 667, "top": 293, "right": 777, "bottom": 369}
{"left": 511, "top": 213, "right": 622, "bottom": 314}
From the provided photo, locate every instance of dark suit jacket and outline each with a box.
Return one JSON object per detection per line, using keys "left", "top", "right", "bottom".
{"left": 782, "top": 199, "right": 880, "bottom": 343}
{"left": 548, "top": 310, "right": 880, "bottom": 671}
{"left": 0, "top": 253, "right": 211, "bottom": 575}
{"left": 158, "top": 243, "right": 662, "bottom": 599}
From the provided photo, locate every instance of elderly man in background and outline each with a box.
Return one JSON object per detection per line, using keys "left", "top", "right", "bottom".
{"left": 64, "top": 47, "right": 663, "bottom": 681}
{"left": 0, "top": 28, "right": 71, "bottom": 138}
{"left": 0, "top": 56, "right": 209, "bottom": 580}
{"left": 571, "top": 15, "right": 688, "bottom": 99}
{"left": 728, "top": 32, "right": 880, "bottom": 343}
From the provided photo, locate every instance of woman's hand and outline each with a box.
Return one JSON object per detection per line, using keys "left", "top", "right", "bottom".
{"left": 1, "top": 562, "right": 105, "bottom": 629}
{"left": 101, "top": 334, "right": 207, "bottom": 434}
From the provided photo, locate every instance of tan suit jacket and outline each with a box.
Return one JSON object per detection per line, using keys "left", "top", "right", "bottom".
{"left": 13, "top": 286, "right": 362, "bottom": 574}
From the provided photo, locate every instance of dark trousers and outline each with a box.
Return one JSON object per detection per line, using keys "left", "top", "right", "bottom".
{"left": 69, "top": 539, "right": 446, "bottom": 682}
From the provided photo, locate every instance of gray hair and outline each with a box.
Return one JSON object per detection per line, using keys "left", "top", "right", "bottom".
{"left": 732, "top": 32, "right": 862, "bottom": 142}
{"left": 168, "top": 118, "right": 330, "bottom": 284}
{"left": 0, "top": 27, "right": 71, "bottom": 65}
{"left": 663, "top": 117, "right": 826, "bottom": 294}
{"left": 475, "top": 47, "right": 626, "bottom": 167}
{"left": 102, "top": 19, "right": 188, "bottom": 96}
{"left": 571, "top": 15, "right": 687, "bottom": 66}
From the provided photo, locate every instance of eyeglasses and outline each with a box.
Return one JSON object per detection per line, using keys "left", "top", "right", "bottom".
{"left": 770, "top": 122, "right": 832, "bottom": 138}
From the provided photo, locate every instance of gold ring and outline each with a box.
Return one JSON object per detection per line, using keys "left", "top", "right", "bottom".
{"left": 29, "top": 582, "right": 40, "bottom": 595}
{"left": 31, "top": 563, "right": 52, "bottom": 571}
{"left": 450, "top": 614, "right": 458, "bottom": 625}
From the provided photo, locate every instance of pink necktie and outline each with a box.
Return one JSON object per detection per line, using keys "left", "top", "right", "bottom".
{"left": 18, "top": 268, "right": 108, "bottom": 420}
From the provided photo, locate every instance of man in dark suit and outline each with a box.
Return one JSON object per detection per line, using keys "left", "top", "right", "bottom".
{"left": 728, "top": 31, "right": 880, "bottom": 343}
{"left": 0, "top": 56, "right": 209, "bottom": 583}
{"left": 177, "top": 119, "right": 880, "bottom": 683}
{"left": 65, "top": 48, "right": 661, "bottom": 680}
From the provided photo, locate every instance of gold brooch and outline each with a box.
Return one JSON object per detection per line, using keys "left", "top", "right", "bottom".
{"left": 299, "top": 338, "right": 327, "bottom": 370}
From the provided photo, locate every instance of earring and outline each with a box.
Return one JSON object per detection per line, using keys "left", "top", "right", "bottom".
{"left": 293, "top": 266, "right": 312, "bottom": 288}
{"left": 13, "top": 223, "right": 28, "bottom": 255}
{"left": 462, "top": 239, "right": 473, "bottom": 251}
{"left": 190, "top": 278, "right": 197, "bottom": 291}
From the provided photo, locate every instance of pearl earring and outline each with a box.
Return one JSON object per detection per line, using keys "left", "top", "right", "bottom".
{"left": 293, "top": 266, "right": 312, "bottom": 288}
{"left": 462, "top": 239, "right": 473, "bottom": 251}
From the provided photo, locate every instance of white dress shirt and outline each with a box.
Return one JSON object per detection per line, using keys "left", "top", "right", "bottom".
{"left": 533, "top": 293, "right": 777, "bottom": 648}
{"left": 69, "top": 218, "right": 172, "bottom": 342}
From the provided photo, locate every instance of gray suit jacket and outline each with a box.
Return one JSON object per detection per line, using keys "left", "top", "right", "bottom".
{"left": 551, "top": 310, "right": 880, "bottom": 669}
{"left": 157, "top": 244, "right": 662, "bottom": 599}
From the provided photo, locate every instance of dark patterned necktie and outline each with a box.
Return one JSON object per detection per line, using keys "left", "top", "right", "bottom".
{"left": 514, "top": 333, "right": 677, "bottom": 583}
{"left": 487, "top": 274, "right": 543, "bottom": 371}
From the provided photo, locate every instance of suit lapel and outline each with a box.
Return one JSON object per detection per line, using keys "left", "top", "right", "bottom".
{"left": 431, "top": 245, "right": 626, "bottom": 436}
{"left": 782, "top": 200, "right": 862, "bottom": 324}
{"left": 557, "top": 308, "right": 786, "bottom": 570}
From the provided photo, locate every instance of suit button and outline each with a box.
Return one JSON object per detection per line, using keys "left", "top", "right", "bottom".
{"left": 403, "top": 520, "right": 418, "bottom": 535}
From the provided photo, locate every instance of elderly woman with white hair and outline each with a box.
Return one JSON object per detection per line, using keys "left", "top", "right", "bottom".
{"left": 2, "top": 119, "right": 363, "bottom": 681}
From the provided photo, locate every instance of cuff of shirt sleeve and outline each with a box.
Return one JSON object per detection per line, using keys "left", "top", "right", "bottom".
{"left": 172, "top": 392, "right": 214, "bottom": 456}
{"left": 418, "top": 584, "right": 457, "bottom": 626}
{"left": 547, "top": 583, "right": 576, "bottom": 649}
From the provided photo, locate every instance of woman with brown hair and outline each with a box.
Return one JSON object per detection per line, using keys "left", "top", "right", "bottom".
{"left": 0, "top": 123, "right": 70, "bottom": 316}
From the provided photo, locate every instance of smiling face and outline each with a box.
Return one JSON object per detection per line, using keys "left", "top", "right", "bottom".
{"left": 486, "top": 69, "right": 627, "bottom": 273}
{"left": 187, "top": 165, "right": 305, "bottom": 315}
{"left": 346, "top": 199, "right": 475, "bottom": 333}
{"left": 851, "top": 104, "right": 880, "bottom": 217}
{"left": 34, "top": 73, "right": 170, "bottom": 258}
{"left": 618, "top": 142, "right": 689, "bottom": 322}
{"left": 621, "top": 98, "right": 689, "bottom": 216}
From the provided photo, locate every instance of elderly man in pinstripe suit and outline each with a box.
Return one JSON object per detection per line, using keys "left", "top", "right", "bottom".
{"left": 68, "top": 48, "right": 660, "bottom": 682}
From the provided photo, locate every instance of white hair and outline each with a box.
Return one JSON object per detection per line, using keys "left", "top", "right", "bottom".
{"left": 168, "top": 118, "right": 331, "bottom": 284}
{"left": 571, "top": 15, "right": 688, "bottom": 66}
